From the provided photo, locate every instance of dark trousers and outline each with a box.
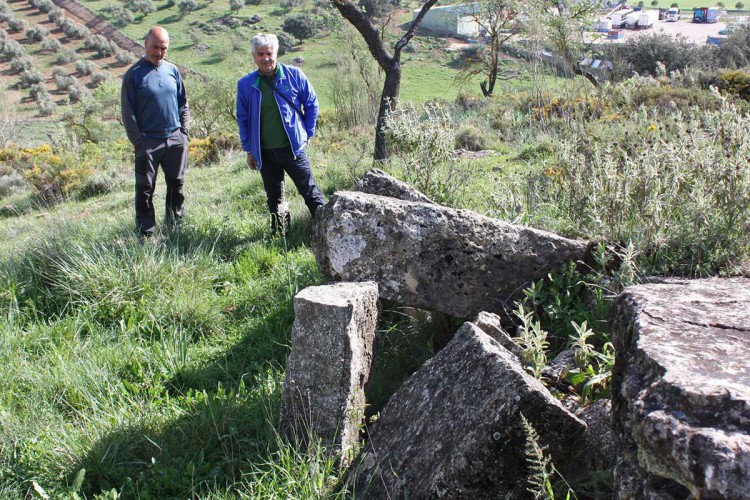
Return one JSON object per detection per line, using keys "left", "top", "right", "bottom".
{"left": 259, "top": 147, "right": 325, "bottom": 218}
{"left": 134, "top": 129, "right": 188, "bottom": 236}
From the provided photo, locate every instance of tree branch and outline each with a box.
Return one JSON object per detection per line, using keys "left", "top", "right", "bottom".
{"left": 331, "top": 0, "right": 393, "bottom": 69}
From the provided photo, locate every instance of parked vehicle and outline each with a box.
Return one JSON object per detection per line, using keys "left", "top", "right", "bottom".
{"left": 666, "top": 7, "right": 680, "bottom": 21}
{"left": 693, "top": 7, "right": 720, "bottom": 23}
{"left": 636, "top": 10, "right": 659, "bottom": 28}
{"left": 611, "top": 9, "right": 633, "bottom": 28}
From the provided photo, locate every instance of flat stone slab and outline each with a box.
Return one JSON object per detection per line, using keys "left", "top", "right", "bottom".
{"left": 279, "top": 281, "right": 379, "bottom": 464}
{"left": 611, "top": 277, "right": 750, "bottom": 499}
{"left": 312, "top": 191, "right": 590, "bottom": 318}
{"left": 348, "top": 321, "right": 586, "bottom": 499}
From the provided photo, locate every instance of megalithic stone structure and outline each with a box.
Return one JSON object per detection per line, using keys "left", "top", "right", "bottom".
{"left": 312, "top": 191, "right": 590, "bottom": 319}
{"left": 279, "top": 281, "right": 379, "bottom": 466}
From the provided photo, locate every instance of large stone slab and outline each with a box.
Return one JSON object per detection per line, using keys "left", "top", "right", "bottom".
{"left": 312, "top": 191, "right": 590, "bottom": 318}
{"left": 611, "top": 277, "right": 750, "bottom": 499}
{"left": 279, "top": 281, "right": 379, "bottom": 464}
{"left": 353, "top": 168, "right": 435, "bottom": 204}
{"left": 347, "top": 321, "right": 586, "bottom": 499}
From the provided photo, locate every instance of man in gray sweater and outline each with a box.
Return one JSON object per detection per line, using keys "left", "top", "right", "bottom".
{"left": 121, "top": 26, "right": 190, "bottom": 238}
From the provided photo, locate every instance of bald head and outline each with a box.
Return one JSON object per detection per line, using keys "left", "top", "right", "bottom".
{"left": 144, "top": 26, "right": 169, "bottom": 66}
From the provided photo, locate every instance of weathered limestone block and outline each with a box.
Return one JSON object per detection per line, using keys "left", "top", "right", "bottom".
{"left": 312, "top": 191, "right": 589, "bottom": 319}
{"left": 280, "top": 281, "right": 379, "bottom": 464}
{"left": 353, "top": 168, "right": 435, "bottom": 204}
{"left": 348, "top": 322, "right": 586, "bottom": 499}
{"left": 611, "top": 277, "right": 750, "bottom": 499}
{"left": 472, "top": 310, "right": 521, "bottom": 357}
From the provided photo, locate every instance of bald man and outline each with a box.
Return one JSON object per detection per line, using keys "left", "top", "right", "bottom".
{"left": 121, "top": 26, "right": 190, "bottom": 238}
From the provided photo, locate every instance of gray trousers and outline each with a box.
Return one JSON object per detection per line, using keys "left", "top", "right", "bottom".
{"left": 134, "top": 129, "right": 188, "bottom": 236}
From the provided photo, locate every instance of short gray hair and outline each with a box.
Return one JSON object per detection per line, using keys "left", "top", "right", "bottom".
{"left": 251, "top": 34, "right": 279, "bottom": 55}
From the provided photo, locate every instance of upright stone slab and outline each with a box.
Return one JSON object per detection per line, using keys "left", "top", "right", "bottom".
{"left": 353, "top": 168, "right": 435, "bottom": 204}
{"left": 280, "top": 281, "right": 379, "bottom": 464}
{"left": 611, "top": 277, "right": 750, "bottom": 499}
{"left": 348, "top": 322, "right": 586, "bottom": 499}
{"left": 312, "top": 191, "right": 590, "bottom": 319}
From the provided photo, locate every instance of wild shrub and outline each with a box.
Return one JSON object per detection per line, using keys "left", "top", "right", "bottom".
{"left": 716, "top": 69, "right": 750, "bottom": 100}
{"left": 1, "top": 143, "right": 94, "bottom": 204}
{"left": 0, "top": 169, "right": 27, "bottom": 197}
{"left": 359, "top": 0, "right": 400, "bottom": 18}
{"left": 280, "top": 0, "right": 302, "bottom": 9}
{"left": 455, "top": 124, "right": 485, "bottom": 151}
{"left": 384, "top": 101, "right": 474, "bottom": 205}
{"left": 25, "top": 26, "right": 50, "bottom": 42}
{"left": 187, "top": 76, "right": 237, "bottom": 137}
{"left": 715, "top": 24, "right": 750, "bottom": 68}
{"left": 613, "top": 33, "right": 710, "bottom": 78}
{"left": 125, "top": 0, "right": 156, "bottom": 15}
{"left": 329, "top": 25, "right": 381, "bottom": 128}
{"left": 277, "top": 32, "right": 297, "bottom": 55}
{"left": 179, "top": 0, "right": 198, "bottom": 14}
{"left": 283, "top": 14, "right": 318, "bottom": 40}
{"left": 229, "top": 0, "right": 244, "bottom": 10}
{"left": 187, "top": 137, "right": 220, "bottom": 166}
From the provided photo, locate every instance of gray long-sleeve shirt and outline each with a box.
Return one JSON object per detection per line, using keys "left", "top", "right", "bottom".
{"left": 121, "top": 58, "right": 189, "bottom": 147}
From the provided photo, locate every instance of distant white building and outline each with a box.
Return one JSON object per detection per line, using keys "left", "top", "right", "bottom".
{"left": 413, "top": 4, "right": 481, "bottom": 38}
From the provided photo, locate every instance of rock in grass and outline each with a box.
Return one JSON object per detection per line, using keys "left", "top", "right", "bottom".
{"left": 312, "top": 191, "right": 590, "bottom": 319}
{"left": 279, "top": 281, "right": 379, "bottom": 465}
{"left": 611, "top": 277, "right": 750, "bottom": 499}
{"left": 347, "top": 321, "right": 586, "bottom": 499}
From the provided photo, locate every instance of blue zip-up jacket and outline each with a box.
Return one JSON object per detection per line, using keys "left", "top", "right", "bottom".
{"left": 237, "top": 63, "right": 319, "bottom": 170}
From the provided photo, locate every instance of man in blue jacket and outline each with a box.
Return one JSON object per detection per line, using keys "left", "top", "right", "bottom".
{"left": 121, "top": 26, "right": 189, "bottom": 238}
{"left": 237, "top": 33, "right": 326, "bottom": 235}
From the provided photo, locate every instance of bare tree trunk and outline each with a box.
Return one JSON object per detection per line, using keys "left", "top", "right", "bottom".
{"left": 375, "top": 61, "right": 401, "bottom": 160}
{"left": 332, "top": 0, "right": 438, "bottom": 161}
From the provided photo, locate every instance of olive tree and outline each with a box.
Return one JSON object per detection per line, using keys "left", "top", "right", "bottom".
{"left": 454, "top": 0, "right": 521, "bottom": 97}
{"left": 331, "top": 0, "right": 438, "bottom": 160}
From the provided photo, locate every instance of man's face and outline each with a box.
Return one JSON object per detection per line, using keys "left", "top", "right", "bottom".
{"left": 253, "top": 45, "right": 277, "bottom": 75}
{"left": 145, "top": 31, "right": 169, "bottom": 66}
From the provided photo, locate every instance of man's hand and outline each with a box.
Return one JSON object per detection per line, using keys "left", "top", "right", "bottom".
{"left": 247, "top": 153, "right": 258, "bottom": 170}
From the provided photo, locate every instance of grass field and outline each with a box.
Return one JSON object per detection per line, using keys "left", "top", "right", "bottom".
{"left": 76, "top": 0, "right": 481, "bottom": 104}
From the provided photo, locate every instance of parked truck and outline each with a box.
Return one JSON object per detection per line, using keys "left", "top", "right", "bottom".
{"left": 611, "top": 9, "right": 633, "bottom": 28}
{"left": 636, "top": 10, "right": 659, "bottom": 28}
{"left": 666, "top": 7, "right": 680, "bottom": 21}
{"left": 693, "top": 6, "right": 720, "bottom": 23}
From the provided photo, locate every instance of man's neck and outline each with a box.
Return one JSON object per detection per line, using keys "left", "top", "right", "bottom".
{"left": 259, "top": 66, "right": 277, "bottom": 78}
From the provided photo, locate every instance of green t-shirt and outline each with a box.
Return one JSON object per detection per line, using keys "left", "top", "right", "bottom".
{"left": 259, "top": 74, "right": 291, "bottom": 150}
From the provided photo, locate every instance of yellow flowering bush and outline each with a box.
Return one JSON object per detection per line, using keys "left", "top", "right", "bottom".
{"left": 188, "top": 137, "right": 218, "bottom": 167}
{"left": 1, "top": 143, "right": 94, "bottom": 204}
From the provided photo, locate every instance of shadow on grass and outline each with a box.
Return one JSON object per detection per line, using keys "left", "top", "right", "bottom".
{"left": 72, "top": 301, "right": 295, "bottom": 497}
